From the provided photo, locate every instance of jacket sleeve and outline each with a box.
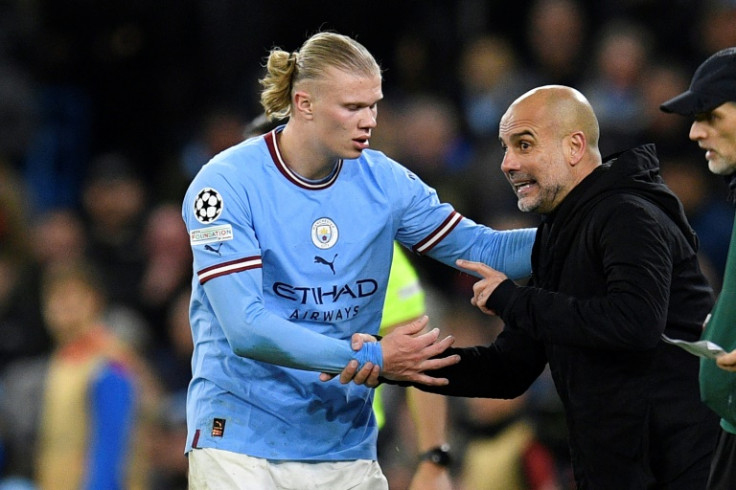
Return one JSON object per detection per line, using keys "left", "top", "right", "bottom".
{"left": 489, "top": 199, "right": 674, "bottom": 351}
{"left": 700, "top": 213, "right": 736, "bottom": 428}
{"left": 407, "top": 326, "right": 548, "bottom": 399}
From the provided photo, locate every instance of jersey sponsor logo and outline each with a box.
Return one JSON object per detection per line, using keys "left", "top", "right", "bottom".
{"left": 288, "top": 306, "right": 360, "bottom": 322}
{"left": 273, "top": 279, "right": 378, "bottom": 304}
{"left": 194, "top": 187, "right": 224, "bottom": 224}
{"left": 311, "top": 217, "right": 338, "bottom": 249}
{"left": 190, "top": 224, "right": 233, "bottom": 245}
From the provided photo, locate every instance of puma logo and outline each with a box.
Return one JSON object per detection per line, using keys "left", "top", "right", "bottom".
{"left": 314, "top": 254, "right": 338, "bottom": 275}
{"left": 204, "top": 243, "right": 223, "bottom": 256}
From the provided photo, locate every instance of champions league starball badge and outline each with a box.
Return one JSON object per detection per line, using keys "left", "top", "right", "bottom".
{"left": 311, "top": 217, "right": 339, "bottom": 249}
{"left": 194, "top": 188, "right": 224, "bottom": 224}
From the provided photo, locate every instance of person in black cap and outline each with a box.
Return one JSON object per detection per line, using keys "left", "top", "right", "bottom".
{"left": 661, "top": 46, "right": 736, "bottom": 490}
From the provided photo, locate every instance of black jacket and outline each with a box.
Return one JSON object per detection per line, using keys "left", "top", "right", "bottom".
{"left": 424, "top": 145, "right": 719, "bottom": 489}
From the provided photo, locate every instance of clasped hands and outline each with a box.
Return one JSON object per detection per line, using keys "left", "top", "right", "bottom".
{"left": 319, "top": 259, "right": 508, "bottom": 387}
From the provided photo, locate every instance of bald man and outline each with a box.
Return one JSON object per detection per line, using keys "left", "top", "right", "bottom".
{"left": 348, "top": 86, "right": 720, "bottom": 489}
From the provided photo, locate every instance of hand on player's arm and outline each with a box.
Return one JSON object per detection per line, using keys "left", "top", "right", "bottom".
{"left": 456, "top": 258, "right": 508, "bottom": 316}
{"left": 319, "top": 315, "right": 460, "bottom": 387}
{"left": 717, "top": 349, "right": 736, "bottom": 372}
{"left": 318, "top": 334, "right": 381, "bottom": 384}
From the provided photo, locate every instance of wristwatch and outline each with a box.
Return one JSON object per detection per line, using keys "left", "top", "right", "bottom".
{"left": 418, "top": 444, "right": 452, "bottom": 467}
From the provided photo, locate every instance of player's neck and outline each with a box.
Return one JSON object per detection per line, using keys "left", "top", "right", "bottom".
{"left": 278, "top": 126, "right": 337, "bottom": 180}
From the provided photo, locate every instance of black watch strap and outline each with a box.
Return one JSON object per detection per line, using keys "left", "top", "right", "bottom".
{"left": 418, "top": 444, "right": 452, "bottom": 467}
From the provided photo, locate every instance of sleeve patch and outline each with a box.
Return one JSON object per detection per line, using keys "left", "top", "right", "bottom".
{"left": 190, "top": 224, "right": 234, "bottom": 245}
{"left": 194, "top": 187, "right": 224, "bottom": 224}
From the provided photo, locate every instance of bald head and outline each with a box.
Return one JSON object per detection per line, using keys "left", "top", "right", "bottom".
{"left": 509, "top": 85, "right": 601, "bottom": 152}
{"left": 498, "top": 85, "right": 603, "bottom": 214}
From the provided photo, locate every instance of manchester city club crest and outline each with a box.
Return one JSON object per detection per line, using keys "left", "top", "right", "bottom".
{"left": 311, "top": 217, "right": 339, "bottom": 249}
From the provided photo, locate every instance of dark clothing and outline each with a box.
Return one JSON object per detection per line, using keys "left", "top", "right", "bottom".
{"left": 707, "top": 428, "right": 736, "bottom": 490}
{"left": 424, "top": 145, "right": 720, "bottom": 489}
{"left": 700, "top": 173, "right": 736, "bottom": 490}
{"left": 727, "top": 173, "right": 736, "bottom": 204}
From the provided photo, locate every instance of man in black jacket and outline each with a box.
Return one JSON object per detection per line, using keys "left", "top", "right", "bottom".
{"left": 340, "top": 85, "right": 720, "bottom": 489}
{"left": 451, "top": 85, "right": 720, "bottom": 489}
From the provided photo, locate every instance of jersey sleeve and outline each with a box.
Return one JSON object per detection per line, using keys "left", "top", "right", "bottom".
{"left": 429, "top": 217, "right": 536, "bottom": 280}
{"left": 202, "top": 267, "right": 383, "bottom": 373}
{"left": 390, "top": 163, "right": 535, "bottom": 280}
{"left": 183, "top": 163, "right": 383, "bottom": 373}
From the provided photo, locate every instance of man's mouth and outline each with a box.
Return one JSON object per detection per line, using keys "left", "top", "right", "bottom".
{"left": 354, "top": 137, "right": 370, "bottom": 150}
{"left": 512, "top": 178, "right": 537, "bottom": 195}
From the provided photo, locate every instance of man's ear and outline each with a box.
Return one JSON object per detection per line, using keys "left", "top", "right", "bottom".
{"left": 568, "top": 131, "right": 586, "bottom": 165}
{"left": 294, "top": 91, "right": 314, "bottom": 119}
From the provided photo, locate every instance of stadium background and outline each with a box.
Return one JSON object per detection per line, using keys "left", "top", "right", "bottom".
{"left": 0, "top": 0, "right": 735, "bottom": 488}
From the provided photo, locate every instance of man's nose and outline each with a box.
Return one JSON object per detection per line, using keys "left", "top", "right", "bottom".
{"left": 689, "top": 120, "right": 706, "bottom": 141}
{"left": 501, "top": 153, "right": 519, "bottom": 173}
{"left": 361, "top": 108, "right": 377, "bottom": 129}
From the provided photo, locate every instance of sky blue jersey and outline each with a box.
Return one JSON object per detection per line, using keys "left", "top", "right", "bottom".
{"left": 181, "top": 126, "right": 535, "bottom": 461}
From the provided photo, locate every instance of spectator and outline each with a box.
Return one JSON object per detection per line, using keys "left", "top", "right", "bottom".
{"left": 138, "top": 202, "right": 191, "bottom": 342}
{"left": 81, "top": 152, "right": 147, "bottom": 311}
{"left": 457, "top": 34, "right": 534, "bottom": 142}
{"left": 525, "top": 0, "right": 587, "bottom": 87}
{"left": 35, "top": 261, "right": 158, "bottom": 489}
{"left": 581, "top": 20, "right": 651, "bottom": 155}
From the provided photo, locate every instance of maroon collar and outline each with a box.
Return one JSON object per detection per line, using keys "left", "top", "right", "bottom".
{"left": 264, "top": 129, "right": 342, "bottom": 190}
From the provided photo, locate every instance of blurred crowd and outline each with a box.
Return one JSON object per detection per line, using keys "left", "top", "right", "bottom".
{"left": 0, "top": 0, "right": 735, "bottom": 488}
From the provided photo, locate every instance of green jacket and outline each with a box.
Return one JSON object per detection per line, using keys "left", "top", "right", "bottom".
{"left": 700, "top": 213, "right": 736, "bottom": 433}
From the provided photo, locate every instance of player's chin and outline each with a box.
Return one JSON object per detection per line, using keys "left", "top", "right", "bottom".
{"left": 350, "top": 139, "right": 369, "bottom": 154}
{"left": 341, "top": 150, "right": 364, "bottom": 161}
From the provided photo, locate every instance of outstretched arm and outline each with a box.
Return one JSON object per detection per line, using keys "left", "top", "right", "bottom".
{"left": 319, "top": 316, "right": 461, "bottom": 386}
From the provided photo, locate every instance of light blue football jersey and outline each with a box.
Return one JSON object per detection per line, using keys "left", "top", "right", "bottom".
{"left": 181, "top": 126, "right": 534, "bottom": 461}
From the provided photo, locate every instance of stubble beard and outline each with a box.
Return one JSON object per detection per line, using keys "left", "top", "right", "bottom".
{"left": 708, "top": 155, "right": 736, "bottom": 176}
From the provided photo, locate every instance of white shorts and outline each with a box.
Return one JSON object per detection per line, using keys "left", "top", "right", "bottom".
{"left": 188, "top": 448, "right": 389, "bottom": 490}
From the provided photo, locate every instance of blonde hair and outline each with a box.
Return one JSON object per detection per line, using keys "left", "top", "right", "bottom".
{"left": 259, "top": 31, "right": 382, "bottom": 121}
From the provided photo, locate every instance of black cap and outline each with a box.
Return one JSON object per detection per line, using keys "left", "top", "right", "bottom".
{"left": 661, "top": 47, "right": 736, "bottom": 116}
